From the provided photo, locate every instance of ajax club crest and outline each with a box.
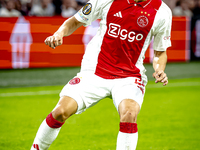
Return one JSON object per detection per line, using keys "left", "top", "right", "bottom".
{"left": 137, "top": 10, "right": 150, "bottom": 28}
{"left": 137, "top": 15, "right": 149, "bottom": 28}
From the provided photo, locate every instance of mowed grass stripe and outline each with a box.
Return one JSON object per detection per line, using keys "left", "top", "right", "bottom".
{"left": 146, "top": 81, "right": 200, "bottom": 88}
{"left": 1, "top": 80, "right": 199, "bottom": 97}
{"left": 0, "top": 90, "right": 60, "bottom": 97}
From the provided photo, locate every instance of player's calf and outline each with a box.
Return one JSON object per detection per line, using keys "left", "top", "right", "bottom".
{"left": 31, "top": 96, "right": 78, "bottom": 150}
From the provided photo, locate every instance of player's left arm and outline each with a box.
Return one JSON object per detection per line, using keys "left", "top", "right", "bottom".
{"left": 152, "top": 6, "right": 172, "bottom": 86}
{"left": 152, "top": 50, "right": 168, "bottom": 86}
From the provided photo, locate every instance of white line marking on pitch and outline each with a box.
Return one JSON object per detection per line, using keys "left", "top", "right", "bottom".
{"left": 0, "top": 82, "right": 199, "bottom": 97}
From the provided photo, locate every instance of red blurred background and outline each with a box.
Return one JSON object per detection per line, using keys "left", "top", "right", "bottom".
{"left": 0, "top": 16, "right": 191, "bottom": 69}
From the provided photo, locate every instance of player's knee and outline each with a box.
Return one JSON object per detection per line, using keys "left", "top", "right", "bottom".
{"left": 119, "top": 99, "right": 140, "bottom": 123}
{"left": 52, "top": 107, "right": 71, "bottom": 122}
{"left": 51, "top": 96, "right": 78, "bottom": 122}
{"left": 120, "top": 109, "right": 138, "bottom": 123}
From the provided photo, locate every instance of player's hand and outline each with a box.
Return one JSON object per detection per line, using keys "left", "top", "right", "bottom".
{"left": 153, "top": 70, "right": 168, "bottom": 86}
{"left": 44, "top": 34, "right": 63, "bottom": 49}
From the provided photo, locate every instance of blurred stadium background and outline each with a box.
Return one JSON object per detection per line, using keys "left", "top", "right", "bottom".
{"left": 0, "top": 0, "right": 200, "bottom": 150}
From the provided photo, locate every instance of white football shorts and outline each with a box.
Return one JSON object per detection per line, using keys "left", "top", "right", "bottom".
{"left": 59, "top": 71, "right": 146, "bottom": 114}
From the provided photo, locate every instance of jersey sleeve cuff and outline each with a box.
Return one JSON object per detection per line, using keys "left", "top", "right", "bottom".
{"left": 74, "top": 11, "right": 89, "bottom": 27}
{"left": 153, "top": 47, "right": 168, "bottom": 51}
{"left": 153, "top": 43, "right": 171, "bottom": 51}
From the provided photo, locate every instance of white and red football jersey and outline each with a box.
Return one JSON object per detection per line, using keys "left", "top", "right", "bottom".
{"left": 74, "top": 0, "right": 172, "bottom": 83}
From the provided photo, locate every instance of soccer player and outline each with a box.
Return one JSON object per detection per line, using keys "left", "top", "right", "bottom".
{"left": 31, "top": 0, "right": 172, "bottom": 149}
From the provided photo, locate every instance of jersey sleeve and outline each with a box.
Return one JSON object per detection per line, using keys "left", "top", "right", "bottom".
{"left": 74, "top": 0, "right": 101, "bottom": 27}
{"left": 153, "top": 10, "right": 172, "bottom": 51}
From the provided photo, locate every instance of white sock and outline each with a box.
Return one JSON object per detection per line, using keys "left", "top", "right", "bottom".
{"left": 116, "top": 122, "right": 138, "bottom": 150}
{"left": 31, "top": 113, "right": 64, "bottom": 150}
{"left": 116, "top": 131, "right": 138, "bottom": 150}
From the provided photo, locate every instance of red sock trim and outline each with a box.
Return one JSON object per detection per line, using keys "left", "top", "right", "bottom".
{"left": 46, "top": 113, "right": 64, "bottom": 128}
{"left": 33, "top": 144, "right": 39, "bottom": 150}
{"left": 120, "top": 122, "right": 138, "bottom": 133}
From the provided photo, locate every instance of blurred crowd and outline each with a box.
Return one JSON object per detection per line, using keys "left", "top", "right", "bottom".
{"left": 0, "top": 0, "right": 200, "bottom": 17}
{"left": 0, "top": 0, "right": 87, "bottom": 17}
{"left": 165, "top": 0, "right": 200, "bottom": 17}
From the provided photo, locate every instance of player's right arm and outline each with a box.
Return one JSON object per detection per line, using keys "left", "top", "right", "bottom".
{"left": 44, "top": 16, "right": 84, "bottom": 49}
{"left": 45, "top": 0, "right": 102, "bottom": 49}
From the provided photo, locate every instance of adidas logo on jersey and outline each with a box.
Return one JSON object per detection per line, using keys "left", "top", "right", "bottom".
{"left": 114, "top": 11, "right": 122, "bottom": 18}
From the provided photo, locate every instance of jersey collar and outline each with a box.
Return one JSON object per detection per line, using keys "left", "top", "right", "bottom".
{"left": 127, "top": 0, "right": 162, "bottom": 10}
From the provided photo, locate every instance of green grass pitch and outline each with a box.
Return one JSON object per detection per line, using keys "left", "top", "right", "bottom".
{"left": 0, "top": 62, "right": 200, "bottom": 150}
